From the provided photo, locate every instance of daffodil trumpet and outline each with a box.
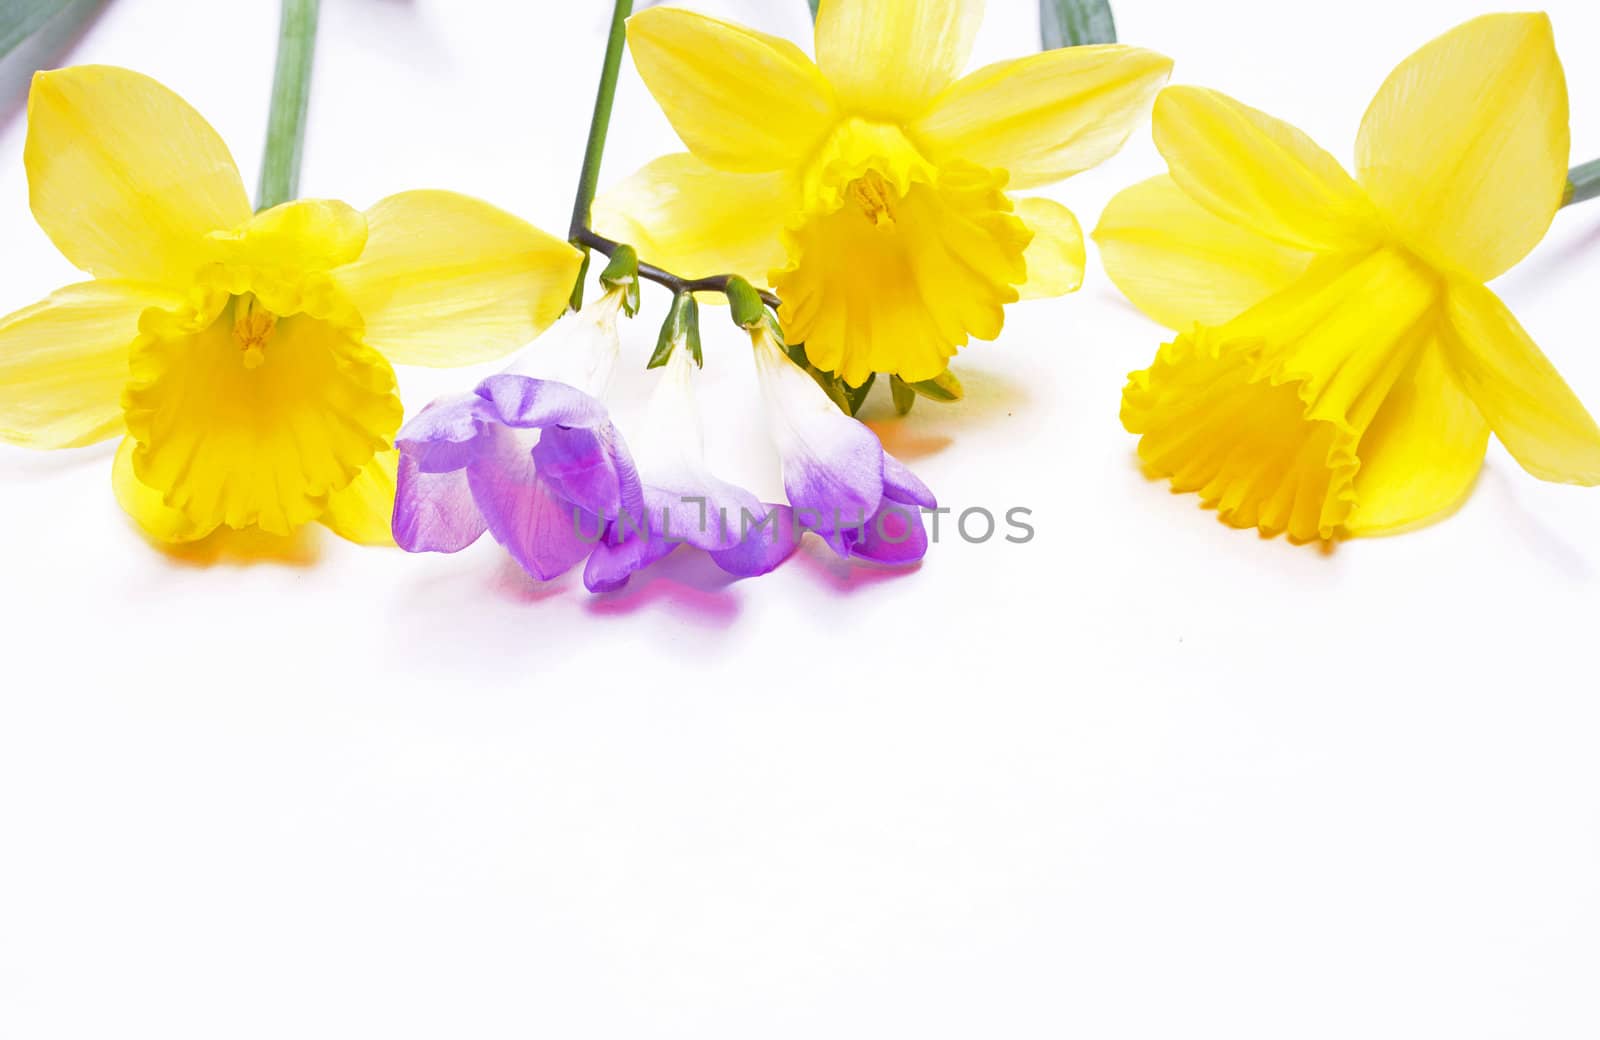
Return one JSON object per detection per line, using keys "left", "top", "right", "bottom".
{"left": 0, "top": 63, "right": 580, "bottom": 546}
{"left": 596, "top": 0, "right": 1172, "bottom": 395}
{"left": 1094, "top": 12, "right": 1600, "bottom": 543}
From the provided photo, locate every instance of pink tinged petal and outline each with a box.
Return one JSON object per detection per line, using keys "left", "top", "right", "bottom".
{"left": 466, "top": 423, "right": 598, "bottom": 581}
{"left": 709, "top": 504, "right": 801, "bottom": 578}
{"left": 533, "top": 426, "right": 626, "bottom": 521}
{"left": 583, "top": 535, "right": 678, "bottom": 594}
{"left": 392, "top": 454, "right": 487, "bottom": 553}
{"left": 851, "top": 499, "right": 929, "bottom": 565}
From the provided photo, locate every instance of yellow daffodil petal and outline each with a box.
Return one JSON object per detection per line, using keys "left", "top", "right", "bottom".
{"left": 124, "top": 300, "right": 402, "bottom": 535}
{"left": 1443, "top": 282, "right": 1600, "bottom": 485}
{"left": 1014, "top": 197, "right": 1084, "bottom": 300}
{"left": 626, "top": 7, "right": 836, "bottom": 173}
{"left": 321, "top": 449, "right": 399, "bottom": 547}
{"left": 24, "top": 65, "right": 250, "bottom": 287}
{"left": 1356, "top": 13, "right": 1568, "bottom": 281}
{"left": 912, "top": 45, "right": 1172, "bottom": 189}
{"left": 1094, "top": 175, "right": 1315, "bottom": 330}
{"left": 1347, "top": 340, "right": 1488, "bottom": 535}
{"left": 1125, "top": 249, "right": 1438, "bottom": 542}
{"left": 335, "top": 191, "right": 581, "bottom": 367}
{"left": 0, "top": 280, "right": 178, "bottom": 448}
{"left": 592, "top": 154, "right": 791, "bottom": 286}
{"left": 1152, "top": 86, "right": 1383, "bottom": 252}
{"left": 815, "top": 0, "right": 983, "bottom": 120}
{"left": 209, "top": 199, "right": 369, "bottom": 273}
{"left": 112, "top": 435, "right": 211, "bottom": 543}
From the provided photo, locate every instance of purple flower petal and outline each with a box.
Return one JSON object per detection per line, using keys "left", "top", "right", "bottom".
{"left": 646, "top": 473, "right": 766, "bottom": 553}
{"left": 475, "top": 374, "right": 613, "bottom": 431}
{"left": 395, "top": 393, "right": 491, "bottom": 474}
{"left": 883, "top": 452, "right": 937, "bottom": 509}
{"left": 392, "top": 453, "right": 487, "bottom": 553}
{"left": 583, "top": 527, "right": 679, "bottom": 593}
{"left": 709, "top": 504, "right": 800, "bottom": 577}
{"left": 533, "top": 426, "right": 624, "bottom": 520}
{"left": 849, "top": 498, "right": 929, "bottom": 565}
{"left": 465, "top": 423, "right": 600, "bottom": 581}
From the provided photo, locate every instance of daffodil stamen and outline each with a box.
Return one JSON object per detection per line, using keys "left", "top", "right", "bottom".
{"left": 0, "top": 66, "right": 581, "bottom": 547}
{"left": 597, "top": 0, "right": 1168, "bottom": 390}
{"left": 850, "top": 171, "right": 896, "bottom": 228}
{"left": 231, "top": 293, "right": 276, "bottom": 370}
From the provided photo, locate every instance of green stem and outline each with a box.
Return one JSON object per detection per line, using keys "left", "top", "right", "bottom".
{"left": 562, "top": 0, "right": 781, "bottom": 315}
{"left": 568, "top": 0, "right": 634, "bottom": 308}
{"left": 1564, "top": 159, "right": 1600, "bottom": 209}
{"left": 256, "top": 0, "right": 320, "bottom": 212}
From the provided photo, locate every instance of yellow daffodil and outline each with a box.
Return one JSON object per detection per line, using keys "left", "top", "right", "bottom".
{"left": 1094, "top": 13, "right": 1600, "bottom": 542}
{"left": 594, "top": 0, "right": 1172, "bottom": 387}
{"left": 0, "top": 66, "right": 580, "bottom": 546}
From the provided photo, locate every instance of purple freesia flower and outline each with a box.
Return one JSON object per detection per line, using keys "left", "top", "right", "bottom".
{"left": 392, "top": 374, "right": 645, "bottom": 589}
{"left": 749, "top": 321, "right": 936, "bottom": 565}
{"left": 586, "top": 339, "right": 799, "bottom": 591}
{"left": 392, "top": 290, "right": 801, "bottom": 593}
{"left": 392, "top": 291, "right": 643, "bottom": 591}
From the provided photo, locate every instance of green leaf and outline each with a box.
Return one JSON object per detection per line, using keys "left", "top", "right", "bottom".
{"left": 1565, "top": 158, "right": 1600, "bottom": 209}
{"left": 842, "top": 372, "right": 875, "bottom": 417}
{"left": 890, "top": 375, "right": 917, "bottom": 416}
{"left": 2, "top": 0, "right": 64, "bottom": 59}
{"left": 806, "top": 0, "right": 820, "bottom": 20}
{"left": 904, "top": 368, "right": 964, "bottom": 404}
{"left": 1039, "top": 0, "right": 1116, "bottom": 48}
{"left": 1, "top": 0, "right": 104, "bottom": 83}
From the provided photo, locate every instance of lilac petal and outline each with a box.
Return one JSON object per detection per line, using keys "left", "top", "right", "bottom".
{"left": 533, "top": 426, "right": 623, "bottom": 519}
{"left": 782, "top": 419, "right": 884, "bottom": 554}
{"left": 465, "top": 423, "right": 599, "bottom": 581}
{"left": 395, "top": 392, "right": 490, "bottom": 474}
{"left": 882, "top": 453, "right": 936, "bottom": 509}
{"left": 583, "top": 528, "right": 679, "bottom": 593}
{"left": 646, "top": 471, "right": 765, "bottom": 553}
{"left": 475, "top": 374, "right": 612, "bottom": 431}
{"left": 751, "top": 332, "right": 886, "bottom": 543}
{"left": 850, "top": 498, "right": 929, "bottom": 565}
{"left": 392, "top": 453, "right": 487, "bottom": 553}
{"left": 783, "top": 423, "right": 882, "bottom": 523}
{"left": 709, "top": 504, "right": 800, "bottom": 578}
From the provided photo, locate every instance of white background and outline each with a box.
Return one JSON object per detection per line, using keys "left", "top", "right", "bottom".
{"left": 2, "top": 0, "right": 1598, "bottom": 1036}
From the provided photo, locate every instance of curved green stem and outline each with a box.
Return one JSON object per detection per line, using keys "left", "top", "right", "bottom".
{"left": 1564, "top": 159, "right": 1600, "bottom": 209}
{"left": 564, "top": 0, "right": 781, "bottom": 316}
{"left": 568, "top": 0, "right": 633, "bottom": 308}
{"left": 257, "top": 0, "right": 320, "bottom": 212}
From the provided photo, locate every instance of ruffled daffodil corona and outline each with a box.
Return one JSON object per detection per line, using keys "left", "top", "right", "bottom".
{"left": 0, "top": 66, "right": 580, "bottom": 546}
{"left": 1094, "top": 13, "right": 1600, "bottom": 542}
{"left": 595, "top": 0, "right": 1172, "bottom": 388}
